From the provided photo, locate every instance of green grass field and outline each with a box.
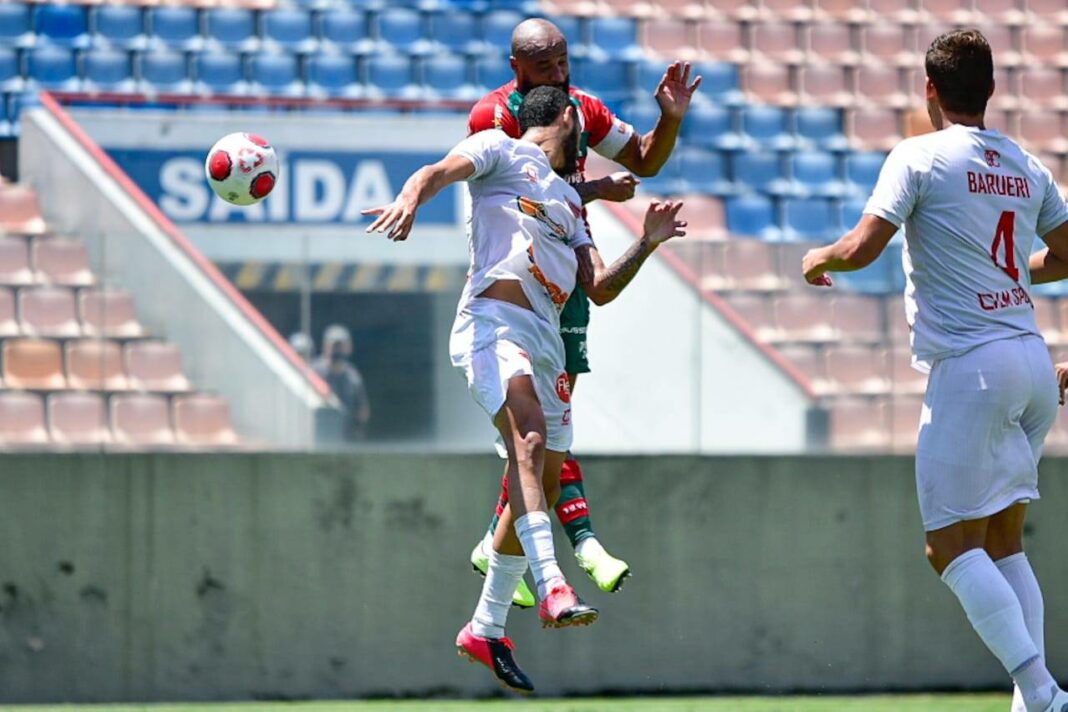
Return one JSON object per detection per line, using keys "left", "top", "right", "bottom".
{"left": 0, "top": 695, "right": 1012, "bottom": 712}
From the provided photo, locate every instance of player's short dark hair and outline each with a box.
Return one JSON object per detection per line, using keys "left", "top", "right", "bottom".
{"left": 925, "top": 29, "right": 994, "bottom": 116}
{"left": 518, "top": 85, "right": 571, "bottom": 134}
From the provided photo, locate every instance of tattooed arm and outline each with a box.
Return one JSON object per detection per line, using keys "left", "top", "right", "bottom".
{"left": 576, "top": 200, "right": 686, "bottom": 306}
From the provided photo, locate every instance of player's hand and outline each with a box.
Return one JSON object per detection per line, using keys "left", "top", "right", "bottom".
{"left": 802, "top": 249, "right": 834, "bottom": 287}
{"left": 1056, "top": 362, "right": 1068, "bottom": 405}
{"left": 642, "top": 200, "right": 686, "bottom": 246}
{"left": 655, "top": 61, "right": 703, "bottom": 122}
{"left": 361, "top": 197, "right": 418, "bottom": 242}
{"left": 596, "top": 172, "right": 640, "bottom": 202}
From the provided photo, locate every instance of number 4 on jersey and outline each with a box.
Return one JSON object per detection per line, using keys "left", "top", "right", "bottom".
{"left": 991, "top": 210, "right": 1019, "bottom": 282}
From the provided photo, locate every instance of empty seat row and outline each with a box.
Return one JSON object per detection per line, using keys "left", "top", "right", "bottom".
{"left": 0, "top": 287, "right": 143, "bottom": 339}
{"left": 1, "top": 338, "right": 190, "bottom": 392}
{"left": 777, "top": 343, "right": 926, "bottom": 396}
{"left": 0, "top": 236, "right": 93, "bottom": 287}
{"left": 0, "top": 184, "right": 46, "bottom": 235}
{"left": 0, "top": 390, "right": 238, "bottom": 448}
{"left": 827, "top": 394, "right": 921, "bottom": 452}
{"left": 723, "top": 292, "right": 888, "bottom": 344}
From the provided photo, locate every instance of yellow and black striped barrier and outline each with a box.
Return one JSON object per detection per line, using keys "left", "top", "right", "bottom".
{"left": 219, "top": 262, "right": 467, "bottom": 293}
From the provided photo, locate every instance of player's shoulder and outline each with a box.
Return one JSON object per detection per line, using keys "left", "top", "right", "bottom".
{"left": 569, "top": 86, "right": 610, "bottom": 114}
{"left": 468, "top": 82, "right": 519, "bottom": 134}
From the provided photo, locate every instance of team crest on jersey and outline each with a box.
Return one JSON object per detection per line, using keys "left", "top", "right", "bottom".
{"left": 556, "top": 373, "right": 571, "bottom": 403}
{"left": 985, "top": 149, "right": 1001, "bottom": 168}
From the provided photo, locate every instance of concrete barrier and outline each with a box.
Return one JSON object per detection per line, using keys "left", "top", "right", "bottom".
{"left": 0, "top": 453, "right": 1065, "bottom": 702}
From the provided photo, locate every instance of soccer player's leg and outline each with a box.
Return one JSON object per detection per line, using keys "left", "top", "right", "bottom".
{"left": 469, "top": 465, "right": 536, "bottom": 609}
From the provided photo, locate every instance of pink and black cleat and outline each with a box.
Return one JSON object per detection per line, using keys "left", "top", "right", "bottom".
{"left": 538, "top": 581, "right": 599, "bottom": 629}
{"left": 455, "top": 622, "right": 534, "bottom": 693}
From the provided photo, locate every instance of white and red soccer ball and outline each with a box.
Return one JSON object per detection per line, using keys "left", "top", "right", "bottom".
{"left": 205, "top": 132, "right": 279, "bottom": 206}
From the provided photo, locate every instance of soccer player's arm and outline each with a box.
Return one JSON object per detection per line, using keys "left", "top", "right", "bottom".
{"left": 1029, "top": 174, "right": 1068, "bottom": 285}
{"left": 575, "top": 200, "right": 686, "bottom": 305}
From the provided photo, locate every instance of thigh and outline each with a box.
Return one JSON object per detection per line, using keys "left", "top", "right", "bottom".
{"left": 926, "top": 517, "right": 990, "bottom": 575}
{"left": 493, "top": 373, "right": 547, "bottom": 458}
{"left": 985, "top": 501, "right": 1028, "bottom": 560}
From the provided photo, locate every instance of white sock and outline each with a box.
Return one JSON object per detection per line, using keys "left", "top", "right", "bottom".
{"left": 479, "top": 530, "right": 494, "bottom": 556}
{"left": 997, "top": 553, "right": 1046, "bottom": 712}
{"left": 574, "top": 536, "right": 604, "bottom": 561}
{"left": 942, "top": 549, "right": 1053, "bottom": 712}
{"left": 514, "top": 510, "right": 564, "bottom": 599}
{"left": 470, "top": 550, "right": 527, "bottom": 639}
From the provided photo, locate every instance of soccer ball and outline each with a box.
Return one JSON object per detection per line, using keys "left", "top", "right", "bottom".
{"left": 205, "top": 132, "right": 279, "bottom": 206}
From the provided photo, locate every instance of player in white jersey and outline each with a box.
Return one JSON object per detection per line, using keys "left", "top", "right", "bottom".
{"left": 363, "top": 86, "right": 685, "bottom": 693}
{"left": 802, "top": 31, "right": 1068, "bottom": 712}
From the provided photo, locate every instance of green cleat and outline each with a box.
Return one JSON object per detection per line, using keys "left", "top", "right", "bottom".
{"left": 469, "top": 541, "right": 537, "bottom": 609}
{"left": 576, "top": 547, "right": 631, "bottom": 593}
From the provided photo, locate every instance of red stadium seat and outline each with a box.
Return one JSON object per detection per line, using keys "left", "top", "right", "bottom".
{"left": 974, "top": 0, "right": 1027, "bottom": 26}
{"left": 826, "top": 345, "right": 891, "bottom": 395}
{"left": 815, "top": 0, "right": 870, "bottom": 23}
{"left": 972, "top": 24, "right": 1019, "bottom": 67}
{"left": 19, "top": 286, "right": 81, "bottom": 338}
{"left": 777, "top": 344, "right": 831, "bottom": 394}
{"left": 800, "top": 64, "right": 854, "bottom": 108}
{"left": 867, "top": 0, "right": 924, "bottom": 25}
{"left": 110, "top": 393, "right": 174, "bottom": 446}
{"left": 48, "top": 392, "right": 110, "bottom": 446}
{"left": 761, "top": 0, "right": 816, "bottom": 22}
{"left": 773, "top": 293, "right": 838, "bottom": 343}
{"left": 66, "top": 339, "right": 128, "bottom": 391}
{"left": 848, "top": 107, "right": 903, "bottom": 152}
{"left": 675, "top": 194, "right": 727, "bottom": 242}
{"left": 3, "top": 338, "right": 66, "bottom": 390}
{"left": 752, "top": 20, "right": 805, "bottom": 65}
{"left": 1027, "top": 0, "right": 1068, "bottom": 26}
{"left": 915, "top": 22, "right": 959, "bottom": 57}
{"left": 855, "top": 64, "right": 908, "bottom": 108}
{"left": 920, "top": 0, "right": 975, "bottom": 24}
{"left": 884, "top": 296, "right": 911, "bottom": 346}
{"left": 1019, "top": 111, "right": 1068, "bottom": 156}
{"left": 696, "top": 21, "right": 750, "bottom": 64}
{"left": 79, "top": 288, "right": 145, "bottom": 338}
{"left": 1022, "top": 25, "right": 1068, "bottom": 69}
{"left": 719, "top": 239, "right": 786, "bottom": 292}
{"left": 642, "top": 0, "right": 710, "bottom": 20}
{"left": 124, "top": 341, "right": 192, "bottom": 392}
{"left": 983, "top": 109, "right": 1015, "bottom": 136}
{"left": 0, "top": 391, "right": 48, "bottom": 446}
{"left": 0, "top": 287, "right": 18, "bottom": 338}
{"left": 723, "top": 293, "right": 781, "bottom": 341}
{"left": 173, "top": 393, "right": 239, "bottom": 446}
{"left": 833, "top": 294, "right": 884, "bottom": 344}
{"left": 646, "top": 18, "right": 698, "bottom": 58}
{"left": 742, "top": 63, "right": 797, "bottom": 106}
{"left": 1019, "top": 68, "right": 1068, "bottom": 111}
{"left": 705, "top": 0, "right": 762, "bottom": 22}
{"left": 32, "top": 237, "right": 94, "bottom": 287}
{"left": 0, "top": 237, "right": 34, "bottom": 286}
{"left": 829, "top": 396, "right": 891, "bottom": 450}
{"left": 808, "top": 22, "right": 859, "bottom": 66}
{"left": 861, "top": 25, "right": 914, "bottom": 68}
{"left": 889, "top": 347, "right": 927, "bottom": 395}
{"left": 0, "top": 185, "right": 47, "bottom": 236}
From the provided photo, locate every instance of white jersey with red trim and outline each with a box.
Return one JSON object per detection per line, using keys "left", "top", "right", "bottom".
{"left": 448, "top": 129, "right": 593, "bottom": 331}
{"left": 864, "top": 123, "right": 1068, "bottom": 370}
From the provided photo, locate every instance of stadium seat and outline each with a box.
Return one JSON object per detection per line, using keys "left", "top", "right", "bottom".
{"left": 696, "top": 21, "right": 749, "bottom": 64}
{"left": 763, "top": 0, "right": 817, "bottom": 21}
{"left": 692, "top": 61, "right": 743, "bottom": 105}
{"left": 684, "top": 104, "right": 743, "bottom": 151}
{"left": 550, "top": 14, "right": 585, "bottom": 57}
{"left": 974, "top": 0, "right": 1028, "bottom": 26}
{"left": 0, "top": 47, "right": 22, "bottom": 93}
{"left": 0, "top": 3, "right": 33, "bottom": 49}
{"left": 975, "top": 23, "right": 1019, "bottom": 66}
{"left": 34, "top": 4, "right": 89, "bottom": 49}
{"left": 849, "top": 108, "right": 901, "bottom": 152}
{"left": 480, "top": 10, "right": 524, "bottom": 54}
{"left": 835, "top": 241, "right": 904, "bottom": 294}
{"left": 250, "top": 53, "right": 304, "bottom": 97}
{"left": 773, "top": 293, "right": 837, "bottom": 342}
{"left": 320, "top": 10, "right": 373, "bottom": 55}
{"left": 588, "top": 17, "right": 641, "bottom": 61}
{"left": 173, "top": 394, "right": 239, "bottom": 446}
{"left": 776, "top": 345, "right": 830, "bottom": 394}
{"left": 26, "top": 46, "right": 80, "bottom": 92}
{"left": 1022, "top": 25, "right": 1068, "bottom": 69}
{"left": 922, "top": 0, "right": 975, "bottom": 24}
{"left": 125, "top": 341, "right": 191, "bottom": 392}
{"left": 796, "top": 107, "right": 848, "bottom": 151}
{"left": 33, "top": 238, "right": 93, "bottom": 287}
{"left": 0, "top": 238, "right": 32, "bottom": 286}
{"left": 726, "top": 194, "right": 781, "bottom": 240}
{"left": 205, "top": 8, "right": 259, "bottom": 53}
{"left": 19, "top": 286, "right": 80, "bottom": 338}
{"left": 577, "top": 57, "right": 631, "bottom": 104}
{"left": 0, "top": 185, "right": 47, "bottom": 235}
{"left": 740, "top": 105, "right": 795, "bottom": 151}
{"left": 678, "top": 147, "right": 734, "bottom": 196}
{"left": 844, "top": 151, "right": 887, "bottom": 197}
{"left": 429, "top": 11, "right": 483, "bottom": 56}
{"left": 833, "top": 294, "right": 885, "bottom": 343}
{"left": 147, "top": 7, "right": 202, "bottom": 53}
{"left": 635, "top": 58, "right": 666, "bottom": 97}
{"left": 377, "top": 8, "right": 431, "bottom": 56}
{"left": 808, "top": 22, "right": 858, "bottom": 66}
{"left": 1019, "top": 111, "right": 1068, "bottom": 155}
{"left": 66, "top": 339, "right": 128, "bottom": 391}
{"left": 742, "top": 63, "right": 796, "bottom": 106}
{"left": 889, "top": 347, "right": 927, "bottom": 395}
{"left": 635, "top": 150, "right": 683, "bottom": 195}
{"left": 263, "top": 8, "right": 317, "bottom": 55}
{"left": 791, "top": 151, "right": 847, "bottom": 198}
{"left": 3, "top": 338, "right": 65, "bottom": 390}
{"left": 674, "top": 194, "right": 727, "bottom": 242}
{"left": 800, "top": 64, "right": 854, "bottom": 108}
{"left": 723, "top": 293, "right": 780, "bottom": 341}
{"left": 782, "top": 198, "right": 840, "bottom": 243}
{"left": 621, "top": 100, "right": 659, "bottom": 135}
{"left": 365, "top": 54, "right": 420, "bottom": 99}
{"left": 854, "top": 65, "right": 907, "bottom": 109}
{"left": 475, "top": 55, "right": 513, "bottom": 91}
{"left": 110, "top": 393, "right": 175, "bottom": 447}
{"left": 0, "top": 286, "right": 19, "bottom": 337}
{"left": 1020, "top": 68, "right": 1068, "bottom": 111}
{"left": 92, "top": 5, "right": 146, "bottom": 51}
{"left": 48, "top": 392, "right": 110, "bottom": 446}
{"left": 861, "top": 25, "right": 912, "bottom": 68}
{"left": 752, "top": 20, "right": 804, "bottom": 65}
{"left": 732, "top": 151, "right": 792, "bottom": 196}
{"left": 646, "top": 19, "right": 696, "bottom": 60}
{"left": 79, "top": 289, "right": 144, "bottom": 339}
{"left": 719, "top": 239, "right": 785, "bottom": 291}
{"left": 139, "top": 50, "right": 193, "bottom": 95}
{"left": 0, "top": 391, "right": 48, "bottom": 446}
{"left": 193, "top": 52, "right": 247, "bottom": 96}
{"left": 424, "top": 53, "right": 477, "bottom": 100}
{"left": 829, "top": 397, "right": 891, "bottom": 450}
{"left": 825, "top": 345, "right": 891, "bottom": 395}
{"left": 83, "top": 48, "right": 136, "bottom": 94}
{"left": 307, "top": 52, "right": 361, "bottom": 98}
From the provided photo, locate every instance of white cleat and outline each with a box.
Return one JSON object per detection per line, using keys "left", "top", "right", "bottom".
{"left": 1042, "top": 688, "right": 1068, "bottom": 712}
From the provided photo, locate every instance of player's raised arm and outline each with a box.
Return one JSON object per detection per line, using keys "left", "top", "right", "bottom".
{"left": 575, "top": 200, "right": 686, "bottom": 305}
{"left": 361, "top": 153, "right": 476, "bottom": 242}
{"left": 802, "top": 215, "right": 900, "bottom": 287}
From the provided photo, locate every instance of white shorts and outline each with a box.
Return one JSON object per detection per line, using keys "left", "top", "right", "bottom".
{"left": 450, "top": 297, "right": 573, "bottom": 454}
{"left": 916, "top": 334, "right": 1057, "bottom": 531}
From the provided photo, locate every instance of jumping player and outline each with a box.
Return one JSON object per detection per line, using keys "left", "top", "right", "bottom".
{"left": 802, "top": 30, "right": 1068, "bottom": 712}
{"left": 466, "top": 18, "right": 703, "bottom": 605}
{"left": 363, "top": 86, "right": 686, "bottom": 692}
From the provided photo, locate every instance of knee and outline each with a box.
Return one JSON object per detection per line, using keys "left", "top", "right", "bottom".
{"left": 515, "top": 430, "right": 546, "bottom": 468}
{"left": 925, "top": 541, "right": 956, "bottom": 577}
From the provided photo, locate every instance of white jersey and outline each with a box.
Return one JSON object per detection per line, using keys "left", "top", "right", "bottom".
{"left": 449, "top": 129, "right": 592, "bottom": 330}
{"left": 865, "top": 123, "right": 1068, "bottom": 369}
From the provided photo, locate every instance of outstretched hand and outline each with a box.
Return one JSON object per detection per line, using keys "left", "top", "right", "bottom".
{"left": 361, "top": 197, "right": 418, "bottom": 242}
{"left": 802, "top": 248, "right": 834, "bottom": 287}
{"left": 656, "top": 61, "right": 703, "bottom": 121}
{"left": 642, "top": 200, "right": 687, "bottom": 246}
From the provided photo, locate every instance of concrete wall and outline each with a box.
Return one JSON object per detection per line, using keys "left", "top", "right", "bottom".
{"left": 1, "top": 453, "right": 1066, "bottom": 703}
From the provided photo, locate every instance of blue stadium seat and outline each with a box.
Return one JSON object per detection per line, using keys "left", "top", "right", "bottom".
{"left": 0, "top": 48, "right": 23, "bottom": 93}
{"left": 635, "top": 57, "right": 664, "bottom": 98}
{"left": 251, "top": 52, "right": 304, "bottom": 97}
{"left": 26, "top": 46, "right": 78, "bottom": 91}
{"left": 0, "top": 94, "right": 12, "bottom": 138}
{"left": 741, "top": 105, "right": 796, "bottom": 151}
{"left": 0, "top": 3, "right": 33, "bottom": 49}
{"left": 684, "top": 104, "right": 743, "bottom": 151}
{"left": 34, "top": 4, "right": 89, "bottom": 49}
{"left": 193, "top": 51, "right": 246, "bottom": 95}
{"left": 147, "top": 7, "right": 202, "bottom": 53}
{"left": 677, "top": 147, "right": 734, "bottom": 196}
{"left": 92, "top": 5, "right": 146, "bottom": 51}
{"left": 475, "top": 55, "right": 512, "bottom": 90}
{"left": 791, "top": 151, "right": 847, "bottom": 198}
{"left": 636, "top": 150, "right": 683, "bottom": 195}
{"left": 377, "top": 7, "right": 431, "bottom": 55}
{"left": 588, "top": 17, "right": 640, "bottom": 61}
{"left": 263, "top": 8, "right": 317, "bottom": 55}
{"left": 726, "top": 194, "right": 780, "bottom": 240}
{"left": 429, "top": 11, "right": 483, "bottom": 55}
{"left": 320, "top": 10, "right": 374, "bottom": 55}
{"left": 836, "top": 242, "right": 905, "bottom": 294}
{"left": 840, "top": 197, "right": 867, "bottom": 231}
{"left": 83, "top": 48, "right": 135, "bottom": 93}
{"left": 733, "top": 151, "right": 791, "bottom": 196}
{"left": 205, "top": 8, "right": 258, "bottom": 53}
{"left": 621, "top": 100, "right": 657, "bottom": 135}
{"left": 576, "top": 57, "right": 630, "bottom": 104}
{"left": 796, "top": 106, "right": 848, "bottom": 152}
{"left": 307, "top": 52, "right": 360, "bottom": 98}
{"left": 782, "top": 198, "right": 840, "bottom": 243}
{"left": 845, "top": 152, "right": 886, "bottom": 197}
{"left": 424, "top": 53, "right": 476, "bottom": 99}
{"left": 366, "top": 54, "right": 420, "bottom": 99}
{"left": 481, "top": 10, "right": 523, "bottom": 54}
{"left": 692, "top": 61, "right": 743, "bottom": 106}
{"left": 553, "top": 15, "right": 584, "bottom": 57}
{"left": 139, "top": 50, "right": 192, "bottom": 94}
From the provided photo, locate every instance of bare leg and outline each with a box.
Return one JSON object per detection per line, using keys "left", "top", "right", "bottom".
{"left": 494, "top": 449, "right": 566, "bottom": 556}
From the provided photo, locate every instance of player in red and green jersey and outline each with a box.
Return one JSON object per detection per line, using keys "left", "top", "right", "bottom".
{"left": 466, "top": 17, "right": 701, "bottom": 606}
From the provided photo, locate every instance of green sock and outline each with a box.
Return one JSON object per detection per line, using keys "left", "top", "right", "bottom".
{"left": 554, "top": 458, "right": 595, "bottom": 548}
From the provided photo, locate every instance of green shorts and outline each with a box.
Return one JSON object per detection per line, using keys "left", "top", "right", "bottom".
{"left": 560, "top": 286, "right": 591, "bottom": 375}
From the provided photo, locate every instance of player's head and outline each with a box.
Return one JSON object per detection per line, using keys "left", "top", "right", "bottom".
{"left": 518, "top": 85, "right": 580, "bottom": 176}
{"left": 510, "top": 19, "right": 570, "bottom": 95}
{"left": 924, "top": 29, "right": 994, "bottom": 129}
{"left": 323, "top": 324, "right": 353, "bottom": 361}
